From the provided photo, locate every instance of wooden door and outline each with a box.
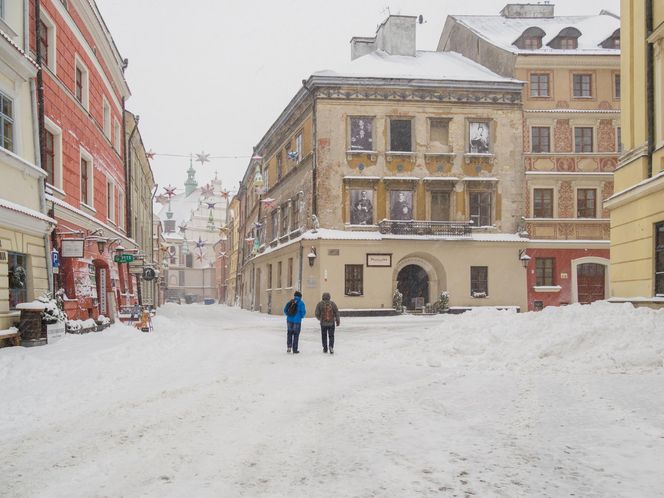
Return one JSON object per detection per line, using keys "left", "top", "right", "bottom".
{"left": 577, "top": 263, "right": 605, "bottom": 303}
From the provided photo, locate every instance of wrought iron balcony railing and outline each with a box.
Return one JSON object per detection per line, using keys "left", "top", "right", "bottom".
{"left": 378, "top": 220, "right": 473, "bottom": 237}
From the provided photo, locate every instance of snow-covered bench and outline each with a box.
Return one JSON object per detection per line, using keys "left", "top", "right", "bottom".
{"left": 0, "top": 327, "right": 20, "bottom": 347}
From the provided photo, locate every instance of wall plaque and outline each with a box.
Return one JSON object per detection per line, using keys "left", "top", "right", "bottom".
{"left": 366, "top": 253, "right": 392, "bottom": 267}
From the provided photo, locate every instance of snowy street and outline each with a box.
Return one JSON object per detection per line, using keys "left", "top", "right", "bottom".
{"left": 1, "top": 303, "right": 664, "bottom": 497}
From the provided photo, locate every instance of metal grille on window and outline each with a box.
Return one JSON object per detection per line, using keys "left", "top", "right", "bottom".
{"left": 470, "top": 266, "right": 488, "bottom": 296}
{"left": 345, "top": 264, "right": 363, "bottom": 296}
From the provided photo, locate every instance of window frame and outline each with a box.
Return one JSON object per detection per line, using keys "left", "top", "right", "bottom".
{"left": 388, "top": 117, "right": 414, "bottom": 153}
{"left": 38, "top": 11, "right": 56, "bottom": 72}
{"left": 428, "top": 117, "right": 450, "bottom": 148}
{"left": 655, "top": 222, "right": 664, "bottom": 296}
{"left": 574, "top": 127, "right": 594, "bottom": 153}
{"left": 469, "top": 191, "right": 492, "bottom": 227}
{"left": 535, "top": 258, "right": 555, "bottom": 286}
{"left": 79, "top": 147, "right": 94, "bottom": 209}
{"left": 533, "top": 188, "right": 554, "bottom": 218}
{"left": 277, "top": 261, "right": 282, "bottom": 289}
{"left": 287, "top": 258, "right": 293, "bottom": 288}
{"left": 43, "top": 117, "right": 63, "bottom": 189}
{"left": 348, "top": 116, "right": 375, "bottom": 152}
{"left": 576, "top": 188, "right": 597, "bottom": 218}
{"left": 344, "top": 264, "right": 364, "bottom": 296}
{"left": 106, "top": 178, "right": 115, "bottom": 223}
{"left": 118, "top": 190, "right": 125, "bottom": 229}
{"left": 470, "top": 266, "right": 488, "bottom": 297}
{"left": 529, "top": 73, "right": 550, "bottom": 98}
{"left": 430, "top": 190, "right": 451, "bottom": 221}
{"left": 102, "top": 96, "right": 111, "bottom": 139}
{"left": 0, "top": 90, "right": 14, "bottom": 152}
{"left": 467, "top": 120, "right": 492, "bottom": 154}
{"left": 295, "top": 132, "right": 303, "bottom": 162}
{"left": 280, "top": 203, "right": 289, "bottom": 236}
{"left": 74, "top": 57, "right": 90, "bottom": 109}
{"left": 267, "top": 263, "right": 273, "bottom": 290}
{"left": 613, "top": 73, "right": 621, "bottom": 100}
{"left": 572, "top": 73, "right": 593, "bottom": 98}
{"left": 531, "top": 126, "right": 551, "bottom": 153}
{"left": 8, "top": 251, "right": 29, "bottom": 310}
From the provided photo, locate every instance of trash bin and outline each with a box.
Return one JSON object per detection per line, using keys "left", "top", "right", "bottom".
{"left": 184, "top": 294, "right": 194, "bottom": 304}
{"left": 204, "top": 298, "right": 215, "bottom": 305}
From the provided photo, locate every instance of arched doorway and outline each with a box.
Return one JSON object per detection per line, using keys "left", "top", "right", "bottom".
{"left": 397, "top": 264, "right": 429, "bottom": 310}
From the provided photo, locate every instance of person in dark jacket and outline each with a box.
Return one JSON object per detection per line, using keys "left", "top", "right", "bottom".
{"left": 283, "top": 290, "right": 306, "bottom": 354}
{"left": 314, "top": 292, "right": 340, "bottom": 354}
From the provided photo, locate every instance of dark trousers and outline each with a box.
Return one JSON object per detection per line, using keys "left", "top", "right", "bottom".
{"left": 287, "top": 321, "right": 301, "bottom": 351}
{"left": 321, "top": 325, "right": 335, "bottom": 350}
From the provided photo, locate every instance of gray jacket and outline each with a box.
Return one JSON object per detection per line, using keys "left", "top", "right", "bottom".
{"left": 314, "top": 293, "right": 340, "bottom": 327}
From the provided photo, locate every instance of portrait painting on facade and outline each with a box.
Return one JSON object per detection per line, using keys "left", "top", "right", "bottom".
{"left": 389, "top": 190, "right": 413, "bottom": 220}
{"left": 469, "top": 122, "right": 490, "bottom": 153}
{"left": 350, "top": 189, "right": 374, "bottom": 225}
{"left": 350, "top": 117, "right": 373, "bottom": 151}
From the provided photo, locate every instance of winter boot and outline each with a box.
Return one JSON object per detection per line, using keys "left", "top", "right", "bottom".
{"left": 329, "top": 348, "right": 334, "bottom": 355}
{"left": 287, "top": 347, "right": 291, "bottom": 353}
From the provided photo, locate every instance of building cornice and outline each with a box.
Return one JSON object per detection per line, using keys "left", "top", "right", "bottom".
{"left": 0, "top": 147, "right": 45, "bottom": 178}
{"left": 616, "top": 143, "right": 649, "bottom": 171}
{"left": 604, "top": 171, "right": 664, "bottom": 210}
{"left": 0, "top": 31, "right": 38, "bottom": 80}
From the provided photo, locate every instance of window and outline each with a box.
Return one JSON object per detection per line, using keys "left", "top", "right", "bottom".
{"left": 276, "top": 152, "right": 283, "bottom": 180}
{"left": 267, "top": 264, "right": 273, "bottom": 289}
{"left": 277, "top": 261, "right": 282, "bottom": 288}
{"left": 389, "top": 118, "right": 412, "bottom": 152}
{"left": 573, "top": 74, "right": 592, "bottom": 98}
{"left": 351, "top": 189, "right": 374, "bottom": 225}
{"left": 533, "top": 188, "right": 553, "bottom": 218}
{"left": 469, "top": 191, "right": 492, "bottom": 227}
{"left": 614, "top": 74, "right": 621, "bottom": 99}
{"left": 344, "top": 264, "right": 363, "bottom": 296}
{"left": 186, "top": 253, "right": 193, "bottom": 268}
{"left": 74, "top": 60, "right": 89, "bottom": 109}
{"left": 295, "top": 132, "right": 302, "bottom": 162}
{"left": 430, "top": 191, "right": 450, "bottom": 221}
{"left": 287, "top": 258, "right": 293, "bottom": 287}
{"left": 577, "top": 188, "right": 597, "bottom": 218}
{"left": 656, "top": 223, "right": 664, "bottom": 295}
{"left": 516, "top": 27, "right": 545, "bottom": 50}
{"left": 549, "top": 28, "right": 581, "bottom": 50}
{"left": 531, "top": 127, "right": 550, "bottom": 153}
{"left": 114, "top": 119, "right": 121, "bottom": 153}
{"left": 280, "top": 203, "right": 289, "bottom": 236}
{"left": 429, "top": 119, "right": 449, "bottom": 147}
{"left": 118, "top": 191, "right": 125, "bottom": 229}
{"left": 39, "top": 20, "right": 49, "bottom": 66}
{"left": 0, "top": 91, "right": 14, "bottom": 151}
{"left": 558, "top": 37, "right": 578, "bottom": 49}
{"left": 617, "top": 127, "right": 622, "bottom": 153}
{"left": 80, "top": 149, "right": 94, "bottom": 207}
{"left": 523, "top": 36, "right": 542, "bottom": 49}
{"left": 530, "top": 74, "right": 549, "bottom": 97}
{"left": 468, "top": 121, "right": 490, "bottom": 153}
{"left": 470, "top": 266, "right": 488, "bottom": 296}
{"left": 574, "top": 127, "right": 594, "bottom": 153}
{"left": 103, "top": 98, "right": 111, "bottom": 139}
{"left": 107, "top": 180, "right": 114, "bottom": 222}
{"left": 270, "top": 211, "right": 278, "bottom": 240}
{"left": 290, "top": 197, "right": 300, "bottom": 230}
{"left": 44, "top": 130, "right": 55, "bottom": 185}
{"left": 8, "top": 252, "right": 28, "bottom": 309}
{"left": 535, "top": 258, "right": 555, "bottom": 286}
{"left": 349, "top": 117, "right": 373, "bottom": 151}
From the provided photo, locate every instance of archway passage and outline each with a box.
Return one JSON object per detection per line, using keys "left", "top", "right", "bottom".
{"left": 397, "top": 264, "right": 429, "bottom": 310}
{"left": 577, "top": 263, "right": 606, "bottom": 303}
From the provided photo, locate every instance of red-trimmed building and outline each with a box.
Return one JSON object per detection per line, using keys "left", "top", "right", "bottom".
{"left": 30, "top": 0, "right": 138, "bottom": 320}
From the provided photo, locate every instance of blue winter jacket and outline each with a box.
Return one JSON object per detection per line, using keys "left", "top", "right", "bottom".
{"left": 284, "top": 295, "right": 306, "bottom": 323}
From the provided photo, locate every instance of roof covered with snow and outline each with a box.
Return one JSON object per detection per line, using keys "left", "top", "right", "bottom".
{"left": 451, "top": 14, "right": 620, "bottom": 55}
{"left": 314, "top": 50, "right": 521, "bottom": 85}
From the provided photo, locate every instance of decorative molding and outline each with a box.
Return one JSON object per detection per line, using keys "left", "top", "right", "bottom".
{"left": 317, "top": 86, "right": 522, "bottom": 105}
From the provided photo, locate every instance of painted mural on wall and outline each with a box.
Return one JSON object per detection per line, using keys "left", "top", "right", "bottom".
{"left": 469, "top": 122, "right": 490, "bottom": 153}
{"left": 350, "top": 189, "right": 374, "bottom": 225}
{"left": 389, "top": 190, "right": 413, "bottom": 220}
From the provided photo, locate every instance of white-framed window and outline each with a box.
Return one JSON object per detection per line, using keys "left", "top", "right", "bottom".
{"left": 113, "top": 119, "right": 121, "bottom": 153}
{"left": 295, "top": 132, "right": 303, "bottom": 162}
{"left": 79, "top": 147, "right": 94, "bottom": 208}
{"left": 102, "top": 97, "right": 111, "bottom": 139}
{"left": 0, "top": 90, "right": 14, "bottom": 152}
{"left": 74, "top": 57, "right": 89, "bottom": 110}
{"left": 39, "top": 11, "right": 57, "bottom": 72}
{"left": 43, "top": 117, "right": 63, "bottom": 189}
{"left": 389, "top": 117, "right": 413, "bottom": 152}
{"left": 118, "top": 190, "right": 125, "bottom": 229}
{"left": 106, "top": 178, "right": 115, "bottom": 222}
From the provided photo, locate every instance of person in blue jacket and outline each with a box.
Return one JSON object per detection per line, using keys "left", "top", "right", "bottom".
{"left": 283, "top": 290, "right": 306, "bottom": 354}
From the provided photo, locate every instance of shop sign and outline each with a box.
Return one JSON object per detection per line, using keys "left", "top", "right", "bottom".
{"left": 61, "top": 239, "right": 84, "bottom": 258}
{"left": 114, "top": 254, "right": 135, "bottom": 263}
{"left": 366, "top": 253, "right": 392, "bottom": 267}
{"left": 128, "top": 265, "right": 144, "bottom": 274}
{"left": 99, "top": 268, "right": 108, "bottom": 315}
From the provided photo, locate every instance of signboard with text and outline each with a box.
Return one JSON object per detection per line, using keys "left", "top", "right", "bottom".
{"left": 114, "top": 254, "right": 135, "bottom": 263}
{"left": 61, "top": 239, "right": 84, "bottom": 258}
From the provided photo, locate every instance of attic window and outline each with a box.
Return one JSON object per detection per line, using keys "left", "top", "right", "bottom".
{"left": 515, "top": 27, "right": 545, "bottom": 50}
{"left": 548, "top": 27, "right": 581, "bottom": 50}
{"left": 600, "top": 29, "right": 620, "bottom": 49}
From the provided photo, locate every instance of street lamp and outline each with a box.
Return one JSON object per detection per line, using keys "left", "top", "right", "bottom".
{"left": 519, "top": 249, "right": 531, "bottom": 268}
{"left": 307, "top": 247, "right": 317, "bottom": 267}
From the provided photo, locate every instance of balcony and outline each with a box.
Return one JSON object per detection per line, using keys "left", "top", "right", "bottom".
{"left": 378, "top": 220, "right": 473, "bottom": 237}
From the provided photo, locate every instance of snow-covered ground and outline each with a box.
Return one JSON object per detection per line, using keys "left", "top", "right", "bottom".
{"left": 1, "top": 302, "right": 663, "bottom": 497}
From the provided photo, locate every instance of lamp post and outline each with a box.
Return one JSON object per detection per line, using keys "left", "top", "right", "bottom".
{"left": 307, "top": 247, "right": 317, "bottom": 267}
{"left": 519, "top": 249, "right": 531, "bottom": 268}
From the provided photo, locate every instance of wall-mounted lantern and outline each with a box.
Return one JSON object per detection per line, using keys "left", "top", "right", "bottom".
{"left": 307, "top": 247, "right": 317, "bottom": 267}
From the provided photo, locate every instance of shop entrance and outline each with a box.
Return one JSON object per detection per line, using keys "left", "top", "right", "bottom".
{"left": 397, "top": 264, "right": 429, "bottom": 310}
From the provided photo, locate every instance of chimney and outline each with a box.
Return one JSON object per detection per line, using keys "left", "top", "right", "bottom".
{"left": 350, "top": 15, "right": 417, "bottom": 61}
{"left": 500, "top": 3, "right": 555, "bottom": 19}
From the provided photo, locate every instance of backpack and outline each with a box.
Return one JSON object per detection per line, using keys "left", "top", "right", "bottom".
{"left": 287, "top": 299, "right": 298, "bottom": 316}
{"left": 321, "top": 302, "right": 334, "bottom": 322}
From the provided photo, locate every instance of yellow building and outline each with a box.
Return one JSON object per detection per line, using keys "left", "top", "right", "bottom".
{"left": 0, "top": 5, "right": 55, "bottom": 334}
{"left": 606, "top": 0, "right": 664, "bottom": 301}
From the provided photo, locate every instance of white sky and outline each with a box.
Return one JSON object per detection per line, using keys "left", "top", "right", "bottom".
{"left": 96, "top": 0, "right": 621, "bottom": 196}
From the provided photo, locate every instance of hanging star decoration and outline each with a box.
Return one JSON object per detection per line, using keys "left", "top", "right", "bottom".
{"left": 220, "top": 190, "right": 230, "bottom": 199}
{"left": 251, "top": 154, "right": 263, "bottom": 161}
{"left": 195, "top": 151, "right": 210, "bottom": 165}
{"left": 206, "top": 201, "right": 217, "bottom": 210}
{"left": 196, "top": 253, "right": 205, "bottom": 263}
{"left": 218, "top": 251, "right": 226, "bottom": 258}
{"left": 260, "top": 197, "right": 276, "bottom": 209}
{"left": 146, "top": 149, "right": 156, "bottom": 160}
{"left": 287, "top": 151, "right": 299, "bottom": 161}
{"left": 178, "top": 223, "right": 188, "bottom": 233}
{"left": 195, "top": 237, "right": 206, "bottom": 250}
{"left": 201, "top": 183, "right": 215, "bottom": 198}
{"left": 245, "top": 237, "right": 255, "bottom": 245}
{"left": 163, "top": 185, "right": 177, "bottom": 198}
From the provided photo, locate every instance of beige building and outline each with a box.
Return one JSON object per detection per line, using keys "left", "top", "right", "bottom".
{"left": 237, "top": 15, "right": 529, "bottom": 314}
{"left": 0, "top": 5, "right": 55, "bottom": 333}
{"left": 439, "top": 3, "right": 620, "bottom": 310}
{"left": 606, "top": 0, "right": 664, "bottom": 303}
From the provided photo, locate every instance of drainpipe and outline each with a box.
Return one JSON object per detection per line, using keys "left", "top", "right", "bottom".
{"left": 302, "top": 80, "right": 317, "bottom": 216}
{"left": 298, "top": 240, "right": 304, "bottom": 293}
{"left": 123, "top": 106, "right": 138, "bottom": 239}
{"left": 33, "top": 0, "right": 52, "bottom": 292}
{"left": 646, "top": 0, "right": 654, "bottom": 177}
